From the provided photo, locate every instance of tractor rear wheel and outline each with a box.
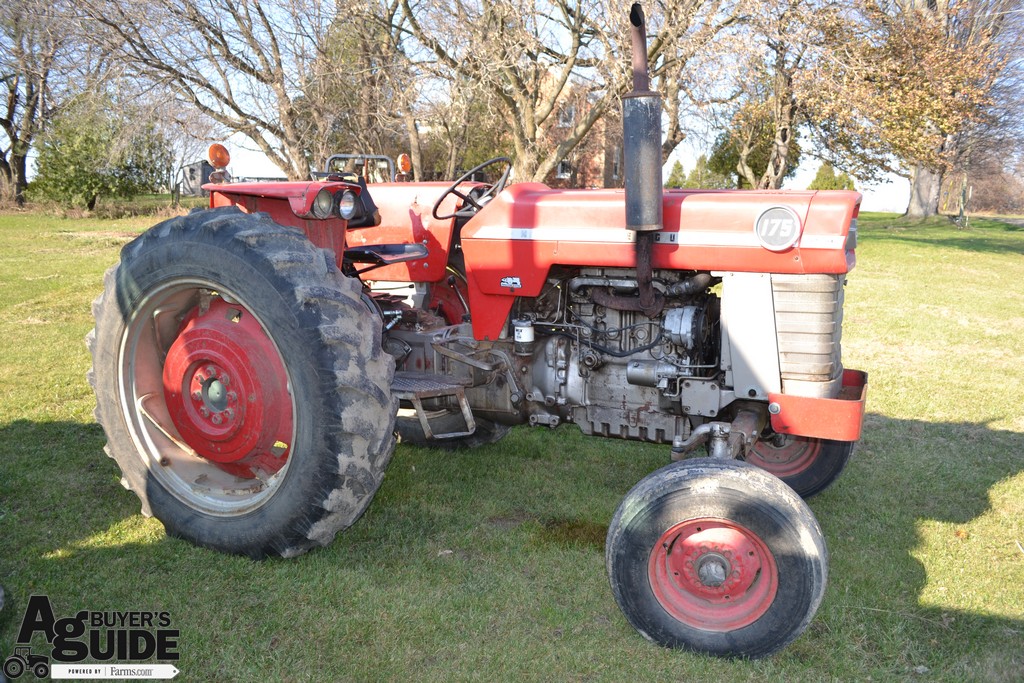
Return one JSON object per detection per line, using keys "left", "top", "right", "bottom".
{"left": 745, "top": 434, "right": 853, "bottom": 498}
{"left": 4, "top": 657, "right": 23, "bottom": 679}
{"left": 88, "top": 207, "right": 396, "bottom": 558}
{"left": 606, "top": 459, "right": 828, "bottom": 658}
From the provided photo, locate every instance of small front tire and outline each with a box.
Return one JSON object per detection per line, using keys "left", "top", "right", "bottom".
{"left": 606, "top": 459, "right": 828, "bottom": 658}
{"left": 745, "top": 434, "right": 854, "bottom": 498}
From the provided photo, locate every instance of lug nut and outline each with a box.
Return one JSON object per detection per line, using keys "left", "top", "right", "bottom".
{"left": 224, "top": 408, "right": 234, "bottom": 420}
{"left": 199, "top": 407, "right": 210, "bottom": 418}
{"left": 211, "top": 414, "right": 223, "bottom": 425}
{"left": 221, "top": 373, "right": 230, "bottom": 386}
{"left": 227, "top": 391, "right": 237, "bottom": 404}
{"left": 206, "top": 365, "right": 217, "bottom": 377}
{"left": 192, "top": 391, "right": 202, "bottom": 401}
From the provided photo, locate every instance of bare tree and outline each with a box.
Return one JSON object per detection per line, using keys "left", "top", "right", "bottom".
{"left": 302, "top": 0, "right": 414, "bottom": 169}
{"left": 83, "top": 0, "right": 349, "bottom": 180}
{"left": 694, "top": 0, "right": 847, "bottom": 190}
{"left": 399, "top": 0, "right": 735, "bottom": 182}
{"left": 415, "top": 80, "right": 511, "bottom": 180}
{"left": 939, "top": 1, "right": 1024, "bottom": 217}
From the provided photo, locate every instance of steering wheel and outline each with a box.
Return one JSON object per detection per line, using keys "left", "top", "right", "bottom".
{"left": 432, "top": 157, "right": 512, "bottom": 221}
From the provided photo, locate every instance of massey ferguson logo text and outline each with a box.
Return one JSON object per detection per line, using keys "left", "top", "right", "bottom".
{"left": 4, "top": 595, "right": 179, "bottom": 680}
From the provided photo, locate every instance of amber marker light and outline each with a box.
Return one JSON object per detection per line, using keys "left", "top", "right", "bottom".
{"left": 208, "top": 143, "right": 231, "bottom": 170}
{"left": 396, "top": 153, "right": 412, "bottom": 174}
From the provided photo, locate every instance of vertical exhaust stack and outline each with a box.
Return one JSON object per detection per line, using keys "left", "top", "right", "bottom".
{"left": 623, "top": 3, "right": 663, "bottom": 233}
{"left": 623, "top": 3, "right": 663, "bottom": 316}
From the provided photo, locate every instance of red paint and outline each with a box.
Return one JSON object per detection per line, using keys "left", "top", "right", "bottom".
{"left": 426, "top": 275, "right": 470, "bottom": 324}
{"left": 162, "top": 298, "right": 293, "bottom": 479}
{"left": 648, "top": 518, "right": 779, "bottom": 631}
{"left": 205, "top": 179, "right": 860, "bottom": 347}
{"left": 768, "top": 369, "right": 868, "bottom": 441}
{"left": 206, "top": 181, "right": 358, "bottom": 266}
{"left": 345, "top": 182, "right": 463, "bottom": 282}
{"left": 459, "top": 184, "right": 860, "bottom": 339}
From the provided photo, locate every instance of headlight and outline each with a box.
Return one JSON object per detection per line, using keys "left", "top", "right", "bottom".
{"left": 339, "top": 190, "right": 359, "bottom": 220}
{"left": 311, "top": 188, "right": 334, "bottom": 219}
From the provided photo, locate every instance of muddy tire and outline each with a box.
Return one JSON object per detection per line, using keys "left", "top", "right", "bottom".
{"left": 606, "top": 459, "right": 828, "bottom": 658}
{"left": 87, "top": 207, "right": 396, "bottom": 559}
{"left": 745, "top": 435, "right": 853, "bottom": 498}
{"left": 395, "top": 409, "right": 510, "bottom": 450}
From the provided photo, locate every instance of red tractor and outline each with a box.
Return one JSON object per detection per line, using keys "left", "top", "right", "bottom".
{"left": 88, "top": 4, "right": 865, "bottom": 658}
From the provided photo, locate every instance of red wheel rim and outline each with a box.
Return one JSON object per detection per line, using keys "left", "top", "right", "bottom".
{"left": 747, "top": 436, "right": 822, "bottom": 479}
{"left": 120, "top": 279, "right": 297, "bottom": 516}
{"left": 648, "top": 518, "right": 778, "bottom": 631}
{"left": 162, "top": 298, "right": 293, "bottom": 479}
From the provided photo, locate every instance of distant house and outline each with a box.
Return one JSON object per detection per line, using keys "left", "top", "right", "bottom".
{"left": 180, "top": 161, "right": 214, "bottom": 197}
{"left": 543, "top": 85, "right": 623, "bottom": 190}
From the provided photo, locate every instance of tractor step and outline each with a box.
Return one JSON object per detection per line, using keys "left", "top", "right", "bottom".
{"left": 392, "top": 371, "right": 476, "bottom": 440}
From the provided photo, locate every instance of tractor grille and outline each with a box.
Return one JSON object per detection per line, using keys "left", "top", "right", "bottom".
{"left": 772, "top": 274, "right": 844, "bottom": 398}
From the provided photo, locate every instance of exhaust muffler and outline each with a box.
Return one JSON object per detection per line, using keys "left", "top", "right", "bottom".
{"left": 622, "top": 3, "right": 663, "bottom": 233}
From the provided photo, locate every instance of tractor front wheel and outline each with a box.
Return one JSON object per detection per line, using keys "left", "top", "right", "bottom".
{"left": 88, "top": 207, "right": 396, "bottom": 558}
{"left": 745, "top": 434, "right": 853, "bottom": 498}
{"left": 606, "top": 459, "right": 828, "bottom": 658}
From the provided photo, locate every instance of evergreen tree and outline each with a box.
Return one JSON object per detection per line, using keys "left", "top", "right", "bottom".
{"left": 31, "top": 97, "right": 173, "bottom": 209}
{"left": 684, "top": 155, "right": 731, "bottom": 189}
{"left": 808, "top": 162, "right": 855, "bottom": 191}
{"left": 707, "top": 113, "right": 802, "bottom": 189}
{"left": 835, "top": 171, "right": 855, "bottom": 191}
{"left": 665, "top": 160, "right": 687, "bottom": 188}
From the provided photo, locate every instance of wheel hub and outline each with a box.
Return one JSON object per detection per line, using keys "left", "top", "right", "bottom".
{"left": 695, "top": 552, "right": 730, "bottom": 587}
{"left": 649, "top": 518, "right": 779, "bottom": 631}
{"left": 162, "top": 298, "right": 292, "bottom": 478}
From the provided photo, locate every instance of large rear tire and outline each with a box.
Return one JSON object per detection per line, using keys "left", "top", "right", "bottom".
{"left": 3, "top": 657, "right": 23, "bottom": 679}
{"left": 88, "top": 207, "right": 396, "bottom": 558}
{"left": 606, "top": 459, "right": 828, "bottom": 658}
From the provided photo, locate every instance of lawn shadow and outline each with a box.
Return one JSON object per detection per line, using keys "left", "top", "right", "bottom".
{"left": 0, "top": 419, "right": 151, "bottom": 656}
{"left": 805, "top": 412, "right": 1024, "bottom": 678}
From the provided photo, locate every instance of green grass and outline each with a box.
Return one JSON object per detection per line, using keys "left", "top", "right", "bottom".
{"left": 1, "top": 209, "right": 1022, "bottom": 681}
